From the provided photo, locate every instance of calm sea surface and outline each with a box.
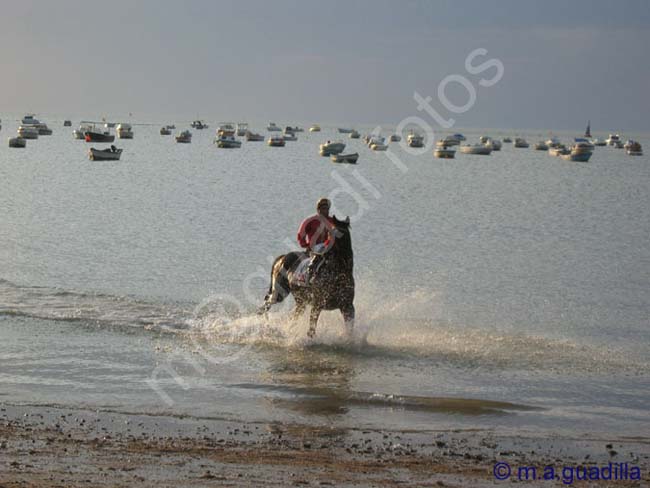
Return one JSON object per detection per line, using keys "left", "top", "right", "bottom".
{"left": 1, "top": 116, "right": 648, "bottom": 437}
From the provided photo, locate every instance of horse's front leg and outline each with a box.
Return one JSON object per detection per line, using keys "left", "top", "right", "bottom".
{"left": 290, "top": 300, "right": 306, "bottom": 322}
{"left": 341, "top": 304, "right": 355, "bottom": 336}
{"left": 308, "top": 306, "right": 321, "bottom": 338}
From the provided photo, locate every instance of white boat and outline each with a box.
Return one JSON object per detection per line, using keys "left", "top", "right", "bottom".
{"left": 612, "top": 140, "right": 624, "bottom": 149}
{"left": 17, "top": 126, "right": 39, "bottom": 139}
{"left": 626, "top": 141, "right": 643, "bottom": 156}
{"left": 407, "top": 133, "right": 424, "bottom": 148}
{"left": 236, "top": 123, "right": 248, "bottom": 137}
{"left": 267, "top": 122, "right": 281, "bottom": 132}
{"left": 176, "top": 130, "right": 192, "bottom": 143}
{"left": 459, "top": 144, "right": 491, "bottom": 155}
{"left": 8, "top": 137, "right": 26, "bottom": 148}
{"left": 217, "top": 123, "right": 236, "bottom": 137}
{"left": 573, "top": 137, "right": 594, "bottom": 151}
{"left": 548, "top": 145, "right": 569, "bottom": 157}
{"left": 560, "top": 143, "right": 593, "bottom": 162}
{"left": 215, "top": 135, "right": 241, "bottom": 148}
{"left": 331, "top": 153, "right": 359, "bottom": 164}
{"left": 513, "top": 137, "right": 529, "bottom": 148}
{"left": 21, "top": 114, "right": 52, "bottom": 135}
{"left": 319, "top": 140, "right": 345, "bottom": 156}
{"left": 434, "top": 148, "right": 455, "bottom": 159}
{"left": 245, "top": 131, "right": 265, "bottom": 141}
{"left": 283, "top": 132, "right": 297, "bottom": 141}
{"left": 116, "top": 123, "right": 134, "bottom": 139}
{"left": 88, "top": 146, "right": 122, "bottom": 161}
{"left": 367, "top": 136, "right": 385, "bottom": 147}
{"left": 267, "top": 135, "right": 285, "bottom": 147}
{"left": 546, "top": 137, "right": 562, "bottom": 148}
{"left": 606, "top": 134, "right": 621, "bottom": 146}
{"left": 309, "top": 124, "right": 321, "bottom": 132}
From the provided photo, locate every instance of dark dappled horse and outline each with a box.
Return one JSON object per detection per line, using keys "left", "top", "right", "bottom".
{"left": 259, "top": 216, "right": 355, "bottom": 338}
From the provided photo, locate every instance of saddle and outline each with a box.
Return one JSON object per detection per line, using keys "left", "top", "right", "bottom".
{"left": 289, "top": 253, "right": 326, "bottom": 288}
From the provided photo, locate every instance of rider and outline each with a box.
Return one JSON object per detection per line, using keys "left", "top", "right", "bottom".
{"left": 297, "top": 198, "right": 335, "bottom": 283}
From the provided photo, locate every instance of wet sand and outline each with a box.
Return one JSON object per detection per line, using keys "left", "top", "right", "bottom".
{"left": 0, "top": 403, "right": 648, "bottom": 487}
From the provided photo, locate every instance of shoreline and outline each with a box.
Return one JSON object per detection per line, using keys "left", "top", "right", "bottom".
{"left": 1, "top": 403, "right": 648, "bottom": 486}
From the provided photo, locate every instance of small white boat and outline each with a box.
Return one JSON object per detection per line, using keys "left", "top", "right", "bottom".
{"left": 283, "top": 132, "right": 297, "bottom": 141}
{"left": 546, "top": 137, "right": 563, "bottom": 148}
{"left": 626, "top": 141, "right": 643, "bottom": 156}
{"left": 116, "top": 123, "right": 134, "bottom": 139}
{"left": 367, "top": 136, "right": 385, "bottom": 149}
{"left": 8, "top": 137, "right": 26, "bottom": 148}
{"left": 245, "top": 131, "right": 265, "bottom": 141}
{"left": 390, "top": 134, "right": 401, "bottom": 142}
{"left": 548, "top": 146, "right": 569, "bottom": 157}
{"left": 513, "top": 138, "right": 529, "bottom": 148}
{"left": 370, "top": 142, "right": 388, "bottom": 151}
{"left": 612, "top": 140, "right": 624, "bottom": 149}
{"left": 267, "top": 135, "right": 285, "bottom": 147}
{"left": 309, "top": 124, "right": 321, "bottom": 132}
{"left": 236, "top": 123, "right": 248, "bottom": 137}
{"left": 89, "top": 146, "right": 122, "bottom": 161}
{"left": 434, "top": 148, "right": 455, "bottom": 159}
{"left": 17, "top": 126, "right": 39, "bottom": 139}
{"left": 267, "top": 122, "right": 281, "bottom": 132}
{"left": 606, "top": 134, "right": 621, "bottom": 146}
{"left": 331, "top": 153, "right": 359, "bottom": 164}
{"left": 176, "top": 130, "right": 192, "bottom": 143}
{"left": 407, "top": 132, "right": 424, "bottom": 148}
{"left": 459, "top": 144, "right": 491, "bottom": 155}
{"left": 215, "top": 135, "right": 242, "bottom": 148}
{"left": 319, "top": 140, "right": 345, "bottom": 156}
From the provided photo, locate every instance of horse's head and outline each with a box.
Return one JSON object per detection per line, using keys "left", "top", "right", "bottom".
{"left": 330, "top": 215, "right": 353, "bottom": 263}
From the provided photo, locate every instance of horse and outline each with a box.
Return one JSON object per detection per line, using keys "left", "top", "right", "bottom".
{"left": 259, "top": 216, "right": 355, "bottom": 338}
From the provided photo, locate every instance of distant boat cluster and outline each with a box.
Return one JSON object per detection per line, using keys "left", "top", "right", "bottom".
{"left": 4, "top": 116, "right": 643, "bottom": 162}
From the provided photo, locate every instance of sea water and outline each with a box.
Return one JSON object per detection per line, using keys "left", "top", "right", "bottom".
{"left": 0, "top": 118, "right": 648, "bottom": 437}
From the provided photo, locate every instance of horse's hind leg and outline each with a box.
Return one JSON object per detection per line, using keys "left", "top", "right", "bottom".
{"left": 341, "top": 304, "right": 355, "bottom": 336}
{"left": 307, "top": 306, "right": 321, "bottom": 338}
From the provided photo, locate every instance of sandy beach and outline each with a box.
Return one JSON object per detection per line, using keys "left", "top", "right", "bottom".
{"left": 0, "top": 403, "right": 647, "bottom": 487}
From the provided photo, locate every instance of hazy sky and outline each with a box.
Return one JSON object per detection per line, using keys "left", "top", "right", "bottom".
{"left": 2, "top": 0, "right": 649, "bottom": 130}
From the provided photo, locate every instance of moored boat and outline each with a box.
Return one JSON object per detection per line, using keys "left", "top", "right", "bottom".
{"left": 626, "top": 141, "right": 643, "bottom": 156}
{"left": 309, "top": 124, "right": 321, "bottom": 132}
{"left": 191, "top": 120, "right": 208, "bottom": 129}
{"left": 502, "top": 137, "right": 512, "bottom": 143}
{"left": 116, "top": 123, "right": 134, "bottom": 139}
{"left": 459, "top": 144, "right": 491, "bottom": 155}
{"left": 214, "top": 135, "right": 242, "bottom": 148}
{"left": 176, "top": 130, "right": 192, "bottom": 143}
{"left": 267, "top": 135, "right": 285, "bottom": 147}
{"left": 217, "top": 123, "right": 236, "bottom": 137}
{"left": 606, "top": 134, "right": 621, "bottom": 146}
{"left": 63, "top": 120, "right": 72, "bottom": 127}
{"left": 548, "top": 145, "right": 569, "bottom": 157}
{"left": 8, "top": 136, "right": 26, "bottom": 148}
{"left": 591, "top": 138, "right": 606, "bottom": 146}
{"left": 331, "top": 153, "right": 359, "bottom": 164}
{"left": 17, "top": 126, "right": 39, "bottom": 139}
{"left": 245, "top": 131, "right": 265, "bottom": 141}
{"left": 267, "top": 122, "right": 281, "bottom": 132}
{"left": 319, "top": 140, "right": 345, "bottom": 156}
{"left": 513, "top": 137, "right": 529, "bottom": 148}
{"left": 434, "top": 148, "right": 455, "bottom": 159}
{"left": 236, "top": 123, "right": 248, "bottom": 137}
{"left": 88, "top": 145, "right": 122, "bottom": 161}
{"left": 349, "top": 130, "right": 360, "bottom": 139}
{"left": 534, "top": 141, "right": 549, "bottom": 150}
{"left": 484, "top": 138, "right": 502, "bottom": 151}
{"left": 85, "top": 127, "right": 115, "bottom": 143}
{"left": 337, "top": 128, "right": 354, "bottom": 134}
{"left": 390, "top": 134, "right": 401, "bottom": 142}
{"left": 160, "top": 126, "right": 172, "bottom": 135}
{"left": 406, "top": 132, "right": 424, "bottom": 148}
